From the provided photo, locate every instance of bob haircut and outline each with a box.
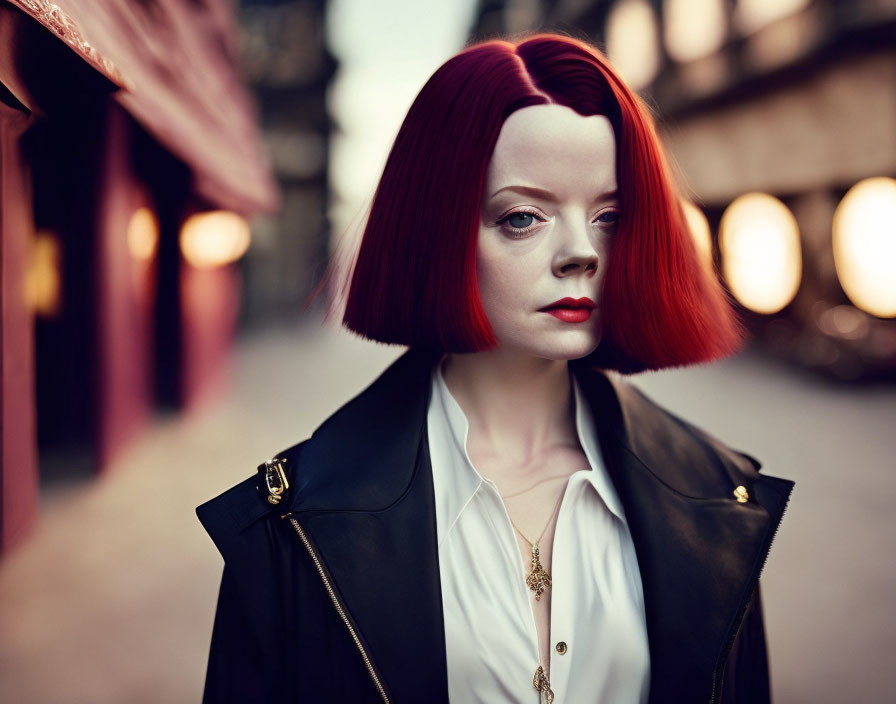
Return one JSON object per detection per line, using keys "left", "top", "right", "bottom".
{"left": 341, "top": 33, "right": 742, "bottom": 373}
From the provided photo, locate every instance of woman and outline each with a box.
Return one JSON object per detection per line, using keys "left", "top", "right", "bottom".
{"left": 197, "top": 33, "right": 793, "bottom": 703}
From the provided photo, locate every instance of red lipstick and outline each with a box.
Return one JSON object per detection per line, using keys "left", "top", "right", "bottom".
{"left": 539, "top": 297, "right": 596, "bottom": 323}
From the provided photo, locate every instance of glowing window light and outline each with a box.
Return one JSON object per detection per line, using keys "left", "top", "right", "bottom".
{"left": 719, "top": 193, "right": 802, "bottom": 314}
{"left": 832, "top": 177, "right": 896, "bottom": 318}
{"left": 663, "top": 0, "right": 727, "bottom": 63}
{"left": 179, "top": 211, "right": 251, "bottom": 270}
{"left": 681, "top": 199, "right": 714, "bottom": 270}
{"left": 605, "top": 0, "right": 661, "bottom": 91}
{"left": 26, "top": 231, "right": 62, "bottom": 317}
{"left": 734, "top": 0, "right": 809, "bottom": 34}
{"left": 127, "top": 207, "right": 159, "bottom": 261}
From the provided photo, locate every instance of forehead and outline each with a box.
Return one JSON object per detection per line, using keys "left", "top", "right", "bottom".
{"left": 485, "top": 104, "right": 617, "bottom": 196}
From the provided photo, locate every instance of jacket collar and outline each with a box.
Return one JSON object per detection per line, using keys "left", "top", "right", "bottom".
{"left": 287, "top": 348, "right": 439, "bottom": 515}
{"left": 288, "top": 348, "right": 793, "bottom": 703}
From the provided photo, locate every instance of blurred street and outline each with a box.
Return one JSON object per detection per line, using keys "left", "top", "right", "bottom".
{"left": 1, "top": 318, "right": 894, "bottom": 703}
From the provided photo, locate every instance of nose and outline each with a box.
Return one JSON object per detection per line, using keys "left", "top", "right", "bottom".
{"left": 551, "top": 222, "right": 599, "bottom": 278}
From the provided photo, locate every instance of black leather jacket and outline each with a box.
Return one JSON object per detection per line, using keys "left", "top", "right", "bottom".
{"left": 197, "top": 349, "right": 793, "bottom": 703}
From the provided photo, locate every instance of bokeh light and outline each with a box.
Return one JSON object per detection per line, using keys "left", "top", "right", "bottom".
{"left": 720, "top": 193, "right": 802, "bottom": 314}
{"left": 832, "top": 177, "right": 896, "bottom": 318}
{"left": 681, "top": 199, "right": 714, "bottom": 270}
{"left": 127, "top": 207, "right": 159, "bottom": 262}
{"left": 664, "top": 0, "right": 727, "bottom": 62}
{"left": 605, "top": 0, "right": 661, "bottom": 91}
{"left": 25, "top": 230, "right": 62, "bottom": 317}
{"left": 179, "top": 211, "right": 251, "bottom": 270}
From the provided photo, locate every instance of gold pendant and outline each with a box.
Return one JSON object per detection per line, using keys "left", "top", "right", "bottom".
{"left": 533, "top": 665, "right": 554, "bottom": 703}
{"left": 525, "top": 543, "right": 551, "bottom": 601}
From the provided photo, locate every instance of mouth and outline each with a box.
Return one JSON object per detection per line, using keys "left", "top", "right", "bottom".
{"left": 538, "top": 297, "right": 597, "bottom": 324}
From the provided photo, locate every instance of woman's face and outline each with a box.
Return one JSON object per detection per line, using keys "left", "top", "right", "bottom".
{"left": 477, "top": 104, "right": 619, "bottom": 361}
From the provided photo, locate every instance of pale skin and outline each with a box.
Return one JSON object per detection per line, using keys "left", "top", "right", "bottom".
{"left": 442, "top": 103, "right": 619, "bottom": 679}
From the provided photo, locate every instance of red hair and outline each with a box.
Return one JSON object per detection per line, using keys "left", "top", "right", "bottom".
{"left": 341, "top": 33, "right": 742, "bottom": 373}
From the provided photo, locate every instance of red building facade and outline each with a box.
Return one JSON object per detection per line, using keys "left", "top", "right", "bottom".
{"left": 0, "top": 0, "right": 279, "bottom": 553}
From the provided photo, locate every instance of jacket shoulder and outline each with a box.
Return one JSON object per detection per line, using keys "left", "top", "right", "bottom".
{"left": 608, "top": 375, "right": 775, "bottom": 495}
{"left": 195, "top": 439, "right": 308, "bottom": 565}
{"left": 605, "top": 375, "right": 795, "bottom": 553}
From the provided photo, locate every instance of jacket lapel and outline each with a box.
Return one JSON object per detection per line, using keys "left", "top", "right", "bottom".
{"left": 285, "top": 348, "right": 449, "bottom": 703}
{"left": 572, "top": 364, "right": 793, "bottom": 702}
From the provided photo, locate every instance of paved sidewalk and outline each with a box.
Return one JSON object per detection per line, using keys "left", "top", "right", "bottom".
{"left": 0, "top": 318, "right": 893, "bottom": 703}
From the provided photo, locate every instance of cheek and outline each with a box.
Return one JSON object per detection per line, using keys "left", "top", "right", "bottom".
{"left": 475, "top": 257, "right": 501, "bottom": 315}
{"left": 477, "top": 233, "right": 548, "bottom": 297}
{"left": 475, "top": 247, "right": 527, "bottom": 315}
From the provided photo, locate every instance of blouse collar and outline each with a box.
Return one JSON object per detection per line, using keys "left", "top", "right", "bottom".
{"left": 428, "top": 357, "right": 628, "bottom": 546}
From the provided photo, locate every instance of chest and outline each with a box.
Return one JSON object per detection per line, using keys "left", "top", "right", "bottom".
{"left": 468, "top": 441, "right": 592, "bottom": 672}
{"left": 436, "top": 476, "right": 650, "bottom": 702}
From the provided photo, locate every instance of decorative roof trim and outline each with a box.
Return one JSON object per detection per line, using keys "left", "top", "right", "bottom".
{"left": 12, "top": 0, "right": 130, "bottom": 89}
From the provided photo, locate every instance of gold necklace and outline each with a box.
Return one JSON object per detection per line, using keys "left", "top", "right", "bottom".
{"left": 502, "top": 487, "right": 565, "bottom": 703}
{"left": 533, "top": 664, "right": 555, "bottom": 703}
{"left": 503, "top": 490, "right": 565, "bottom": 602}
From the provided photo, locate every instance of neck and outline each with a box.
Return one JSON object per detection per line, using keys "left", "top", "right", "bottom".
{"left": 441, "top": 347, "right": 577, "bottom": 464}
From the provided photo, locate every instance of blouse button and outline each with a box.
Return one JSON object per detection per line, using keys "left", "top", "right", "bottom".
{"left": 555, "top": 641, "right": 568, "bottom": 655}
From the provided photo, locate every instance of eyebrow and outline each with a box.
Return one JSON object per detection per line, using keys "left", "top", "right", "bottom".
{"left": 489, "top": 185, "right": 619, "bottom": 203}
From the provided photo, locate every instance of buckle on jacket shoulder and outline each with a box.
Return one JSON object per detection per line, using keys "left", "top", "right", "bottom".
{"left": 257, "top": 458, "right": 290, "bottom": 505}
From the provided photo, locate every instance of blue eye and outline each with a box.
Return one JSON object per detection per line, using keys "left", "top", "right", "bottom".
{"left": 497, "top": 209, "right": 543, "bottom": 238}
{"left": 506, "top": 212, "right": 536, "bottom": 228}
{"left": 596, "top": 210, "right": 620, "bottom": 226}
{"left": 495, "top": 208, "right": 621, "bottom": 239}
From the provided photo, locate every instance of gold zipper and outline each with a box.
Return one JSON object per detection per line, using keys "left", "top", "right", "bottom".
{"left": 285, "top": 514, "right": 391, "bottom": 704}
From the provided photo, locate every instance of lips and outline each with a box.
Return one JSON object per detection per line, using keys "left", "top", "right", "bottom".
{"left": 539, "top": 297, "right": 596, "bottom": 324}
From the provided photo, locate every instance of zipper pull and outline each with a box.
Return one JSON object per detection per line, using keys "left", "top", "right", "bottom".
{"left": 257, "top": 458, "right": 290, "bottom": 505}
{"left": 533, "top": 665, "right": 554, "bottom": 703}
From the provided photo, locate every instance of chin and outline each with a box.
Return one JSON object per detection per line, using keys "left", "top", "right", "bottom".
{"left": 544, "top": 341, "right": 600, "bottom": 361}
{"left": 501, "top": 333, "right": 602, "bottom": 362}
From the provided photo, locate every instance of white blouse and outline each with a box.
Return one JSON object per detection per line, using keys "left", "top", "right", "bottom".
{"left": 426, "top": 362, "right": 650, "bottom": 703}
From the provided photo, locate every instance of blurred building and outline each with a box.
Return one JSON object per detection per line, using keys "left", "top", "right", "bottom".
{"left": 0, "top": 0, "right": 280, "bottom": 553}
{"left": 237, "top": 0, "right": 335, "bottom": 324}
{"left": 471, "top": 0, "right": 896, "bottom": 382}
